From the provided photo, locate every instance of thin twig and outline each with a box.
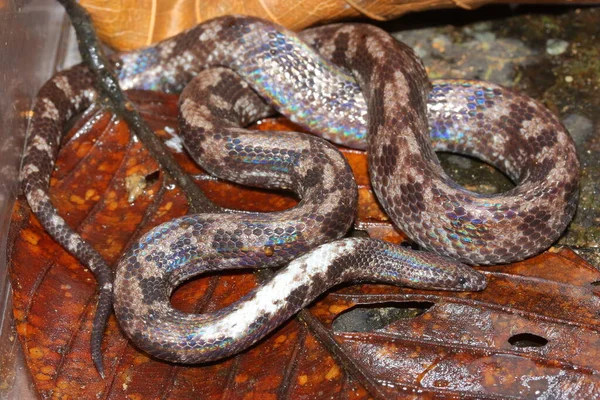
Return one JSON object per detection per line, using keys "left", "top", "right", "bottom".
{"left": 56, "top": 0, "right": 221, "bottom": 214}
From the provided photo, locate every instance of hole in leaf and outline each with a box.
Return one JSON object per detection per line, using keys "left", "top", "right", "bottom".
{"left": 332, "top": 301, "right": 434, "bottom": 333}
{"left": 508, "top": 333, "right": 548, "bottom": 348}
{"left": 145, "top": 170, "right": 160, "bottom": 185}
{"left": 591, "top": 281, "right": 600, "bottom": 286}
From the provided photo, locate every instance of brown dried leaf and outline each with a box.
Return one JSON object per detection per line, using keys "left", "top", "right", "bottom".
{"left": 8, "top": 90, "right": 600, "bottom": 399}
{"left": 78, "top": 0, "right": 600, "bottom": 51}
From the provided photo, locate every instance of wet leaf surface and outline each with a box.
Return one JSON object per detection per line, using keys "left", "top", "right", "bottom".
{"left": 8, "top": 89, "right": 600, "bottom": 399}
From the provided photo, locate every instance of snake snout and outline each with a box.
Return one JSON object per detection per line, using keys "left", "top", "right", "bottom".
{"left": 455, "top": 267, "right": 487, "bottom": 291}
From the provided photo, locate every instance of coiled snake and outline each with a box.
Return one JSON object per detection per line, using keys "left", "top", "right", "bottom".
{"left": 20, "top": 16, "right": 578, "bottom": 373}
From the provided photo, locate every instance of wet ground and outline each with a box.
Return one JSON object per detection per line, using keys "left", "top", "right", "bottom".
{"left": 384, "top": 5, "right": 600, "bottom": 265}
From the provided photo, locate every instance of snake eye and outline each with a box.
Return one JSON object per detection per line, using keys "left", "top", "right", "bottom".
{"left": 458, "top": 277, "right": 467, "bottom": 285}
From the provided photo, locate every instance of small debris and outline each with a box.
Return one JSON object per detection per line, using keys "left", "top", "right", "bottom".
{"left": 546, "top": 39, "right": 569, "bottom": 55}
{"left": 563, "top": 114, "right": 594, "bottom": 147}
{"left": 163, "top": 126, "right": 184, "bottom": 153}
{"left": 473, "top": 32, "right": 496, "bottom": 43}
{"left": 125, "top": 174, "right": 147, "bottom": 203}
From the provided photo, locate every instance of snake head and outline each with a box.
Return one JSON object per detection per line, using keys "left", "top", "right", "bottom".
{"left": 450, "top": 267, "right": 488, "bottom": 291}
{"left": 422, "top": 255, "right": 488, "bottom": 292}
{"left": 350, "top": 239, "right": 488, "bottom": 292}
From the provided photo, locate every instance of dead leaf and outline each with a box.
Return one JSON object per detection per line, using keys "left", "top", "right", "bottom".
{"left": 77, "top": 0, "right": 600, "bottom": 51}
{"left": 8, "top": 90, "right": 600, "bottom": 399}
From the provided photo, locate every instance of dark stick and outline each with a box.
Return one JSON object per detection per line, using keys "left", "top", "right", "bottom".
{"left": 56, "top": 0, "right": 222, "bottom": 215}
{"left": 55, "top": 0, "right": 222, "bottom": 378}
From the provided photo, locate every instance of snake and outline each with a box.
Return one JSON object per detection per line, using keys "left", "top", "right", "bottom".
{"left": 20, "top": 15, "right": 578, "bottom": 373}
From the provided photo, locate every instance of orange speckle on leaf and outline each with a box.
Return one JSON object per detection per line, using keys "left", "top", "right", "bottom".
{"left": 41, "top": 365, "right": 55, "bottom": 375}
{"left": 133, "top": 354, "right": 150, "bottom": 365}
{"left": 325, "top": 365, "right": 340, "bottom": 380}
{"left": 85, "top": 189, "right": 97, "bottom": 200}
{"left": 29, "top": 347, "right": 45, "bottom": 359}
{"left": 75, "top": 141, "right": 93, "bottom": 158}
{"left": 16, "top": 322, "right": 28, "bottom": 336}
{"left": 275, "top": 335, "right": 287, "bottom": 344}
{"left": 298, "top": 375, "right": 308, "bottom": 385}
{"left": 21, "top": 229, "right": 40, "bottom": 245}
{"left": 13, "top": 309, "right": 26, "bottom": 322}
{"left": 69, "top": 194, "right": 85, "bottom": 205}
{"left": 35, "top": 373, "right": 52, "bottom": 381}
{"left": 328, "top": 304, "right": 347, "bottom": 315}
{"left": 126, "top": 164, "right": 144, "bottom": 175}
{"left": 56, "top": 380, "right": 69, "bottom": 389}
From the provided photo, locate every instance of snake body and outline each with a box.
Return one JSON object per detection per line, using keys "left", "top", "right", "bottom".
{"left": 21, "top": 16, "right": 577, "bottom": 370}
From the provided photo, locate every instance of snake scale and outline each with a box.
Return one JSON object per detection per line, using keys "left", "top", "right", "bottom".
{"left": 20, "top": 15, "right": 578, "bottom": 373}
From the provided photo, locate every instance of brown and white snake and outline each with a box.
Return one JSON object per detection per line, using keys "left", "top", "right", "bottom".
{"left": 20, "top": 16, "right": 578, "bottom": 374}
